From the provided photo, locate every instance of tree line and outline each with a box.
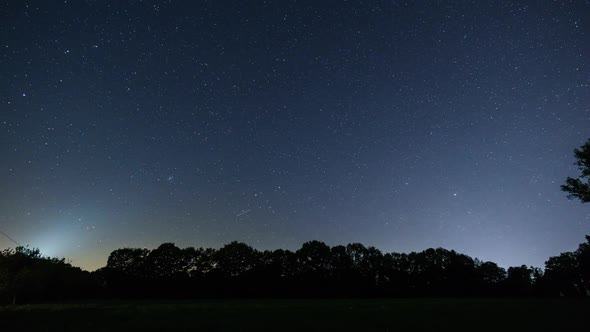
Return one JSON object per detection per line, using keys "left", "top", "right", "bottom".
{"left": 1, "top": 236, "right": 589, "bottom": 304}
{"left": 1, "top": 139, "right": 589, "bottom": 304}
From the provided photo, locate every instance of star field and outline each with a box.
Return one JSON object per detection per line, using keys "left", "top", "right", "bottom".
{"left": 1, "top": 1, "right": 589, "bottom": 270}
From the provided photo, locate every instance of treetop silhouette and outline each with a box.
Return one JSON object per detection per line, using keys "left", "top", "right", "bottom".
{"left": 562, "top": 138, "right": 590, "bottom": 203}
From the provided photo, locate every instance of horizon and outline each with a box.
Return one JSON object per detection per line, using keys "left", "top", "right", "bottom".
{"left": 1, "top": 1, "right": 589, "bottom": 272}
{"left": 2, "top": 234, "right": 589, "bottom": 272}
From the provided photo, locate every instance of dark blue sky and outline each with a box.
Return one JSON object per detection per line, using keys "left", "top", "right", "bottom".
{"left": 1, "top": 1, "right": 589, "bottom": 270}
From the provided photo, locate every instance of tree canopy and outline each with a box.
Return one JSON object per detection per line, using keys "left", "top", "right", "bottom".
{"left": 562, "top": 138, "right": 590, "bottom": 203}
{"left": 2, "top": 237, "right": 590, "bottom": 304}
{"left": 0, "top": 246, "right": 97, "bottom": 304}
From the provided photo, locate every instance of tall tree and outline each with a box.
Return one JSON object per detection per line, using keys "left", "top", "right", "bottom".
{"left": 0, "top": 247, "right": 96, "bottom": 304}
{"left": 543, "top": 251, "right": 581, "bottom": 295}
{"left": 505, "top": 265, "right": 535, "bottom": 296}
{"left": 215, "top": 242, "right": 260, "bottom": 278}
{"left": 576, "top": 236, "right": 590, "bottom": 293}
{"left": 106, "top": 248, "right": 149, "bottom": 276}
{"left": 146, "top": 243, "right": 187, "bottom": 279}
{"left": 296, "top": 241, "right": 331, "bottom": 274}
{"left": 562, "top": 138, "right": 590, "bottom": 203}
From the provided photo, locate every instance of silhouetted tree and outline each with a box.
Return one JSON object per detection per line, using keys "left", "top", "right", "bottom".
{"left": 562, "top": 138, "right": 590, "bottom": 203}
{"left": 329, "top": 245, "right": 353, "bottom": 273}
{"left": 345, "top": 243, "right": 384, "bottom": 295}
{"left": 0, "top": 247, "right": 97, "bottom": 304}
{"left": 505, "top": 265, "right": 535, "bottom": 296}
{"left": 13, "top": 236, "right": 590, "bottom": 303}
{"left": 106, "top": 247, "right": 149, "bottom": 276}
{"left": 329, "top": 245, "right": 354, "bottom": 295}
{"left": 476, "top": 261, "right": 506, "bottom": 294}
{"left": 186, "top": 247, "right": 216, "bottom": 278}
{"left": 0, "top": 247, "right": 42, "bottom": 304}
{"left": 213, "top": 242, "right": 264, "bottom": 296}
{"left": 295, "top": 241, "right": 331, "bottom": 295}
{"left": 104, "top": 247, "right": 150, "bottom": 296}
{"left": 146, "top": 243, "right": 188, "bottom": 279}
{"left": 254, "top": 249, "right": 297, "bottom": 296}
{"left": 215, "top": 241, "right": 260, "bottom": 278}
{"left": 576, "top": 235, "right": 590, "bottom": 294}
{"left": 543, "top": 252, "right": 581, "bottom": 296}
{"left": 445, "top": 251, "right": 478, "bottom": 295}
{"left": 296, "top": 241, "right": 331, "bottom": 274}
{"left": 381, "top": 252, "right": 411, "bottom": 296}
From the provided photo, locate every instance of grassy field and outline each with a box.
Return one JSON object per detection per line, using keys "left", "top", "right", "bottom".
{"left": 0, "top": 298, "right": 588, "bottom": 331}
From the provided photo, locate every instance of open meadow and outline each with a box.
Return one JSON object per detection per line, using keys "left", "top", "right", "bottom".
{"left": 0, "top": 298, "right": 588, "bottom": 331}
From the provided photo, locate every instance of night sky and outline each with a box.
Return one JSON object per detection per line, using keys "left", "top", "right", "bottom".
{"left": 1, "top": 1, "right": 589, "bottom": 271}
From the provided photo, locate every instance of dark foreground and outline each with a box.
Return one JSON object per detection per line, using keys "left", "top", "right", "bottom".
{"left": 0, "top": 298, "right": 588, "bottom": 331}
